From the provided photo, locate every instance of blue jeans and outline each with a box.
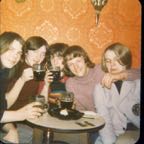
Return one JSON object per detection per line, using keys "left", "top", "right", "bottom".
{"left": 89, "top": 132, "right": 99, "bottom": 144}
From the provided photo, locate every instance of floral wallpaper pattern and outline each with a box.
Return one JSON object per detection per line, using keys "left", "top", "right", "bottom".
{"left": 0, "top": 0, "right": 141, "bottom": 67}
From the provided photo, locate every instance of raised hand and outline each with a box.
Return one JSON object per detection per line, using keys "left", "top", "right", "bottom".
{"left": 20, "top": 68, "right": 34, "bottom": 82}
{"left": 101, "top": 72, "right": 127, "bottom": 88}
{"left": 44, "top": 70, "right": 53, "bottom": 85}
{"left": 101, "top": 73, "right": 114, "bottom": 89}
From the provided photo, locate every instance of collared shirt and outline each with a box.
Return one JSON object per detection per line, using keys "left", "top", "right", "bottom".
{"left": 114, "top": 80, "right": 123, "bottom": 94}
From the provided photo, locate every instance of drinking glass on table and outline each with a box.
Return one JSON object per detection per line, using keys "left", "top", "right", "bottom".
{"left": 60, "top": 92, "right": 74, "bottom": 110}
{"left": 33, "top": 64, "right": 46, "bottom": 81}
{"left": 49, "top": 66, "right": 60, "bottom": 81}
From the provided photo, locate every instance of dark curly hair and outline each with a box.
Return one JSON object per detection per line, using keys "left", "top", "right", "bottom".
{"left": 46, "top": 43, "right": 68, "bottom": 67}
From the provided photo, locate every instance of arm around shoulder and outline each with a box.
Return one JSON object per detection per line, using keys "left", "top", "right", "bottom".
{"left": 126, "top": 68, "right": 140, "bottom": 80}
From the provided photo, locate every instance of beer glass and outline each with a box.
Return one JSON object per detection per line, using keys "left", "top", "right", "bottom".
{"left": 34, "top": 95, "right": 48, "bottom": 114}
{"left": 35, "top": 95, "right": 46, "bottom": 109}
{"left": 33, "top": 64, "right": 46, "bottom": 81}
{"left": 49, "top": 66, "right": 60, "bottom": 81}
{"left": 60, "top": 92, "right": 74, "bottom": 109}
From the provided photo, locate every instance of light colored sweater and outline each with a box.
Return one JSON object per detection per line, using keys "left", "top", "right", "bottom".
{"left": 66, "top": 65, "right": 104, "bottom": 111}
{"left": 66, "top": 64, "right": 140, "bottom": 112}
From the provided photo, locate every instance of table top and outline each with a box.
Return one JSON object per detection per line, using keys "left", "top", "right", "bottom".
{"left": 27, "top": 111, "right": 105, "bottom": 133}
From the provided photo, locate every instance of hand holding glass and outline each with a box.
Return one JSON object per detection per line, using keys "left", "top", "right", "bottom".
{"left": 34, "top": 95, "right": 48, "bottom": 113}
{"left": 49, "top": 66, "right": 60, "bottom": 81}
{"left": 33, "top": 64, "right": 46, "bottom": 81}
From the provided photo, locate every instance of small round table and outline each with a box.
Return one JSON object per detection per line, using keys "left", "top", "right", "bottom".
{"left": 27, "top": 112, "right": 105, "bottom": 144}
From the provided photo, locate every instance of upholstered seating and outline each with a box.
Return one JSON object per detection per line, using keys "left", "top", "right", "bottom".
{"left": 116, "top": 129, "right": 140, "bottom": 144}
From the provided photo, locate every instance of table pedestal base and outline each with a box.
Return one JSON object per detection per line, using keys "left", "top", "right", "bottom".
{"left": 33, "top": 128, "right": 69, "bottom": 144}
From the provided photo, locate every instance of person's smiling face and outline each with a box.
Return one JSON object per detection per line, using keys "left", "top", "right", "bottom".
{"left": 25, "top": 45, "right": 46, "bottom": 66}
{"left": 50, "top": 54, "right": 64, "bottom": 71}
{"left": 67, "top": 56, "right": 89, "bottom": 77}
{"left": 1, "top": 40, "right": 22, "bottom": 68}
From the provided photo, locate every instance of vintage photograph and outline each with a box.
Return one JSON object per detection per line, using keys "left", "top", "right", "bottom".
{"left": 0, "top": 0, "right": 141, "bottom": 144}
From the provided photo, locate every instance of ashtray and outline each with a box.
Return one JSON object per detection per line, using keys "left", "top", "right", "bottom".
{"left": 48, "top": 108, "right": 84, "bottom": 120}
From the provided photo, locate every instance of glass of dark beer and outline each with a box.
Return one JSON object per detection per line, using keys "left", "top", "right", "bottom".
{"left": 60, "top": 92, "right": 74, "bottom": 110}
{"left": 33, "top": 64, "right": 46, "bottom": 81}
{"left": 49, "top": 66, "right": 60, "bottom": 81}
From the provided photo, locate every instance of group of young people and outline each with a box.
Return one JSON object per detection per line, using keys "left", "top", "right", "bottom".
{"left": 0, "top": 32, "right": 49, "bottom": 143}
{"left": 0, "top": 31, "right": 140, "bottom": 144}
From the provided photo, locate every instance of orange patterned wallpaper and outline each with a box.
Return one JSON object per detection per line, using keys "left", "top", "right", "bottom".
{"left": 0, "top": 0, "right": 141, "bottom": 68}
